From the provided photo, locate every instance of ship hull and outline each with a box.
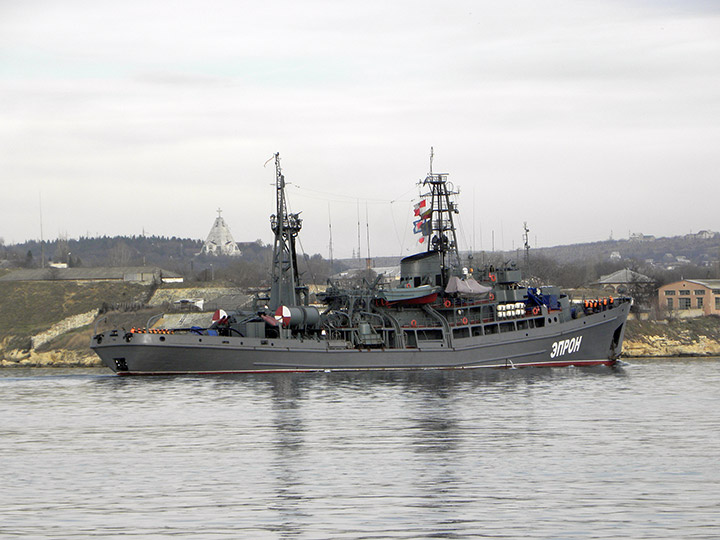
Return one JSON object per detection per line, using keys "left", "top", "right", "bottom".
{"left": 91, "top": 303, "right": 630, "bottom": 375}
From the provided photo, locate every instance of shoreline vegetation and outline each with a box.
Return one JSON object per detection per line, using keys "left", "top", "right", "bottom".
{"left": 2, "top": 317, "right": 719, "bottom": 369}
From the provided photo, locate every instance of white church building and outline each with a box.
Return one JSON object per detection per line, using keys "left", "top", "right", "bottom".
{"left": 199, "top": 209, "right": 242, "bottom": 256}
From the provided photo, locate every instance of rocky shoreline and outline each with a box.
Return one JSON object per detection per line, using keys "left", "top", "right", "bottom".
{"left": 621, "top": 317, "right": 720, "bottom": 358}
{"left": 0, "top": 349, "right": 101, "bottom": 368}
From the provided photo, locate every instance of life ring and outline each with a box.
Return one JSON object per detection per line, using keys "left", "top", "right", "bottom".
{"left": 410, "top": 319, "right": 418, "bottom": 328}
{"left": 489, "top": 273, "right": 497, "bottom": 282}
{"left": 443, "top": 299, "right": 452, "bottom": 308}
{"left": 489, "top": 292, "right": 495, "bottom": 301}
{"left": 532, "top": 306, "right": 540, "bottom": 315}
{"left": 405, "top": 282, "right": 411, "bottom": 288}
{"left": 461, "top": 317, "right": 468, "bottom": 325}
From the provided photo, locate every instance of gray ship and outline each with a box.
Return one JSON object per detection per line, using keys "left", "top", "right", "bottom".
{"left": 91, "top": 154, "right": 631, "bottom": 375}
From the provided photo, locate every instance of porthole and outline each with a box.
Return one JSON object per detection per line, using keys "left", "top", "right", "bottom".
{"left": 159, "top": 336, "right": 165, "bottom": 342}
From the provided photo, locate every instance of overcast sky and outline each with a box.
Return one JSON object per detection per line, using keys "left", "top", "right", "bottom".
{"left": 1, "top": 0, "right": 719, "bottom": 259}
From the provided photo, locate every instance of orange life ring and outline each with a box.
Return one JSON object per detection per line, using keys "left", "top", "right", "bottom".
{"left": 532, "top": 306, "right": 540, "bottom": 315}
{"left": 489, "top": 273, "right": 497, "bottom": 282}
{"left": 443, "top": 299, "right": 452, "bottom": 308}
{"left": 405, "top": 282, "right": 411, "bottom": 288}
{"left": 489, "top": 292, "right": 495, "bottom": 301}
{"left": 461, "top": 317, "right": 468, "bottom": 325}
{"left": 410, "top": 319, "right": 418, "bottom": 328}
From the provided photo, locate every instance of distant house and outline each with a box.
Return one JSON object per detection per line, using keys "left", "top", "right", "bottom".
{"left": 629, "top": 233, "right": 655, "bottom": 242}
{"left": 658, "top": 279, "right": 720, "bottom": 317}
{"left": 0, "top": 266, "right": 183, "bottom": 284}
{"left": 688, "top": 230, "right": 716, "bottom": 240}
{"left": 592, "top": 268, "right": 653, "bottom": 294}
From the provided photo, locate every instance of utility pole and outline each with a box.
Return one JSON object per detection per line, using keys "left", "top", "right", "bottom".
{"left": 365, "top": 203, "right": 371, "bottom": 270}
{"left": 356, "top": 199, "right": 361, "bottom": 262}
{"left": 328, "top": 203, "right": 334, "bottom": 269}
{"left": 523, "top": 222, "right": 531, "bottom": 272}
{"left": 39, "top": 192, "right": 45, "bottom": 268}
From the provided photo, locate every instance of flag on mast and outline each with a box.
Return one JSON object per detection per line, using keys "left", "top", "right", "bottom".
{"left": 413, "top": 204, "right": 432, "bottom": 243}
{"left": 419, "top": 219, "right": 432, "bottom": 243}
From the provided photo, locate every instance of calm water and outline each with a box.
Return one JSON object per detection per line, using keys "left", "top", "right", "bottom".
{"left": 1, "top": 359, "right": 719, "bottom": 539}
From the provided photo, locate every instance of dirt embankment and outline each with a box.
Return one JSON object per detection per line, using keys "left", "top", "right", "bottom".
{"left": 0, "top": 280, "right": 155, "bottom": 368}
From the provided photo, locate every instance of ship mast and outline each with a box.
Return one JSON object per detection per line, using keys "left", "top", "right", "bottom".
{"left": 421, "top": 148, "right": 460, "bottom": 280}
{"left": 269, "top": 153, "right": 304, "bottom": 310}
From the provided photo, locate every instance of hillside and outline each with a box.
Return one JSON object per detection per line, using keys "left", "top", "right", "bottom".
{"left": 533, "top": 235, "right": 720, "bottom": 267}
{"left": 3, "top": 231, "right": 717, "bottom": 289}
{"left": 0, "top": 236, "right": 346, "bottom": 285}
{"left": 0, "top": 281, "right": 154, "bottom": 361}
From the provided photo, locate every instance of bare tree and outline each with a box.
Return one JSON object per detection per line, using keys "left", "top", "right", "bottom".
{"left": 109, "top": 241, "right": 134, "bottom": 266}
{"left": 54, "top": 235, "right": 70, "bottom": 264}
{"left": 626, "top": 264, "right": 657, "bottom": 316}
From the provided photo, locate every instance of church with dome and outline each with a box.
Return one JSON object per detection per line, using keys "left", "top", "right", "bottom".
{"left": 199, "top": 209, "right": 242, "bottom": 256}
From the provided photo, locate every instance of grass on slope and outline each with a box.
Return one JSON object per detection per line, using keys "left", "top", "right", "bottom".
{"left": 0, "top": 281, "right": 151, "bottom": 341}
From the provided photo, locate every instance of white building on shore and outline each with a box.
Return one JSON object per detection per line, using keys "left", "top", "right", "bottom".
{"left": 199, "top": 209, "right": 242, "bottom": 257}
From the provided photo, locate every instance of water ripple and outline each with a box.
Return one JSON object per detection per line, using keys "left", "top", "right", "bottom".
{"left": 1, "top": 360, "right": 719, "bottom": 538}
